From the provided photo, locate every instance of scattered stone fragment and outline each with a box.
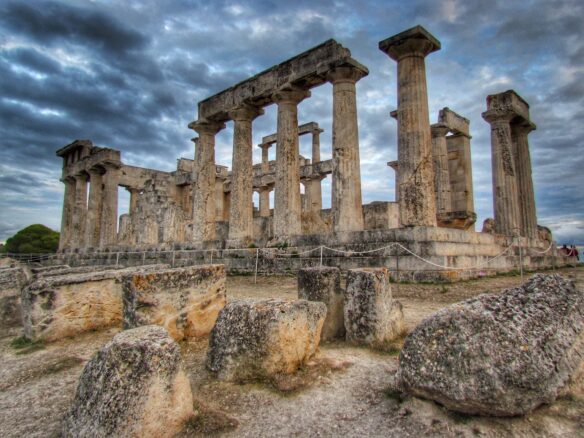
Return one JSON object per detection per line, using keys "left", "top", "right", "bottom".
{"left": 0, "top": 264, "right": 30, "bottom": 328}
{"left": 396, "top": 274, "right": 584, "bottom": 416}
{"left": 206, "top": 299, "right": 326, "bottom": 381}
{"left": 62, "top": 325, "right": 193, "bottom": 438}
{"left": 298, "top": 266, "right": 345, "bottom": 340}
{"left": 344, "top": 267, "right": 405, "bottom": 347}
{"left": 122, "top": 264, "right": 226, "bottom": 341}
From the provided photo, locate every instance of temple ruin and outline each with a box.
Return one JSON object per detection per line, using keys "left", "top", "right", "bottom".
{"left": 55, "top": 25, "right": 569, "bottom": 280}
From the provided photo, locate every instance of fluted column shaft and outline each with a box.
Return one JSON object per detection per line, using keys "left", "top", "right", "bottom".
{"left": 190, "top": 120, "right": 224, "bottom": 242}
{"left": 328, "top": 66, "right": 366, "bottom": 233}
{"left": 513, "top": 123, "right": 538, "bottom": 238}
{"left": 85, "top": 169, "right": 103, "bottom": 248}
{"left": 228, "top": 105, "right": 264, "bottom": 242}
{"left": 59, "top": 178, "right": 76, "bottom": 250}
{"left": 71, "top": 174, "right": 88, "bottom": 248}
{"left": 431, "top": 124, "right": 451, "bottom": 214}
{"left": 273, "top": 88, "right": 310, "bottom": 239}
{"left": 483, "top": 112, "right": 519, "bottom": 236}
{"left": 99, "top": 166, "right": 120, "bottom": 247}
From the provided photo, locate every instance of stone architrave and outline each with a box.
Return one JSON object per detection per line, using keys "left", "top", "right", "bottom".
{"left": 71, "top": 173, "right": 88, "bottom": 248}
{"left": 62, "top": 326, "right": 193, "bottom": 438}
{"left": 99, "top": 165, "right": 120, "bottom": 248}
{"left": 189, "top": 119, "right": 225, "bottom": 242}
{"left": 513, "top": 122, "right": 538, "bottom": 238}
{"left": 482, "top": 110, "right": 520, "bottom": 236}
{"left": 59, "top": 177, "right": 76, "bottom": 250}
{"left": 327, "top": 64, "right": 368, "bottom": 233}
{"left": 228, "top": 105, "right": 264, "bottom": 242}
{"left": 298, "top": 267, "right": 345, "bottom": 340}
{"left": 272, "top": 87, "right": 310, "bottom": 240}
{"left": 431, "top": 123, "right": 452, "bottom": 215}
{"left": 85, "top": 168, "right": 104, "bottom": 248}
{"left": 379, "top": 26, "right": 440, "bottom": 227}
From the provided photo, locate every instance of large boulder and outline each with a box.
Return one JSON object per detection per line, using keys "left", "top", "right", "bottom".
{"left": 207, "top": 299, "right": 326, "bottom": 381}
{"left": 396, "top": 274, "right": 584, "bottom": 416}
{"left": 0, "top": 264, "right": 30, "bottom": 328}
{"left": 62, "top": 326, "right": 193, "bottom": 438}
{"left": 298, "top": 266, "right": 345, "bottom": 340}
{"left": 122, "top": 265, "right": 226, "bottom": 341}
{"left": 344, "top": 267, "right": 405, "bottom": 348}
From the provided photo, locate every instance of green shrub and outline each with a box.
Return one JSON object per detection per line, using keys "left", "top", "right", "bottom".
{"left": 3, "top": 224, "right": 60, "bottom": 254}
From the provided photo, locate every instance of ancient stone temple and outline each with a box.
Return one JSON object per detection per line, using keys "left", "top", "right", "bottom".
{"left": 56, "top": 25, "right": 570, "bottom": 280}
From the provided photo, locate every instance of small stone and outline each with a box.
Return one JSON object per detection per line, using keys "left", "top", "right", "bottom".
{"left": 62, "top": 325, "right": 193, "bottom": 438}
{"left": 206, "top": 299, "right": 326, "bottom": 381}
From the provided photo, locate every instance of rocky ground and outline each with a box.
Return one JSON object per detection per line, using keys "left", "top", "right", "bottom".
{"left": 1, "top": 267, "right": 583, "bottom": 437}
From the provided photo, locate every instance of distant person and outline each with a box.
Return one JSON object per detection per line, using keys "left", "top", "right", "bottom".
{"left": 561, "top": 244, "right": 569, "bottom": 255}
{"left": 570, "top": 245, "right": 579, "bottom": 261}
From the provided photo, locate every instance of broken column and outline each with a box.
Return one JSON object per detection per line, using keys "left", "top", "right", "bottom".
{"left": 189, "top": 119, "right": 225, "bottom": 242}
{"left": 272, "top": 87, "right": 310, "bottom": 239}
{"left": 328, "top": 63, "right": 368, "bottom": 233}
{"left": 99, "top": 164, "right": 120, "bottom": 248}
{"left": 431, "top": 123, "right": 452, "bottom": 215}
{"left": 84, "top": 168, "right": 103, "bottom": 248}
{"left": 513, "top": 121, "right": 538, "bottom": 238}
{"left": 344, "top": 268, "right": 405, "bottom": 348}
{"left": 228, "top": 105, "right": 264, "bottom": 243}
{"left": 298, "top": 267, "right": 345, "bottom": 340}
{"left": 379, "top": 26, "right": 440, "bottom": 227}
{"left": 59, "top": 177, "right": 76, "bottom": 250}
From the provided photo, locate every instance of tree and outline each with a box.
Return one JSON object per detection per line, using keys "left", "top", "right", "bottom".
{"left": 3, "top": 224, "right": 60, "bottom": 254}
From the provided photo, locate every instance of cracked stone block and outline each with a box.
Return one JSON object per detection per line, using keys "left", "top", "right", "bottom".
{"left": 206, "top": 299, "right": 326, "bottom": 381}
{"left": 298, "top": 266, "right": 345, "bottom": 340}
{"left": 122, "top": 264, "right": 226, "bottom": 341}
{"left": 344, "top": 267, "right": 405, "bottom": 347}
{"left": 62, "top": 326, "right": 193, "bottom": 438}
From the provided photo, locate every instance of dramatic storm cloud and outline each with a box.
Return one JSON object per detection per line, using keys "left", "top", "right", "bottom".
{"left": 0, "top": 0, "right": 582, "bottom": 243}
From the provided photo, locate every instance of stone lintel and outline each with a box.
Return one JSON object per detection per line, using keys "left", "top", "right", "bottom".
{"left": 197, "top": 39, "right": 358, "bottom": 122}
{"left": 486, "top": 90, "right": 531, "bottom": 123}
{"left": 438, "top": 107, "right": 470, "bottom": 137}
{"left": 61, "top": 148, "right": 122, "bottom": 180}
{"left": 56, "top": 139, "right": 93, "bottom": 158}
{"left": 378, "top": 25, "right": 441, "bottom": 61}
{"left": 431, "top": 123, "right": 450, "bottom": 137}
{"left": 259, "top": 121, "right": 324, "bottom": 147}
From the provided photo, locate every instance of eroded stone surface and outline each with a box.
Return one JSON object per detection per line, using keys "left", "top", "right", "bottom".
{"left": 122, "top": 264, "right": 226, "bottom": 341}
{"left": 0, "top": 265, "right": 30, "bottom": 328}
{"left": 344, "top": 268, "right": 405, "bottom": 347}
{"left": 298, "top": 266, "right": 345, "bottom": 340}
{"left": 62, "top": 325, "right": 193, "bottom": 438}
{"left": 396, "top": 274, "right": 584, "bottom": 416}
{"left": 207, "top": 299, "right": 326, "bottom": 381}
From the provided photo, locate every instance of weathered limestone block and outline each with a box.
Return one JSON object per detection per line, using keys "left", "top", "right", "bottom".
{"left": 123, "top": 265, "right": 226, "bottom": 341}
{"left": 344, "top": 268, "right": 405, "bottom": 347}
{"left": 62, "top": 326, "right": 193, "bottom": 438}
{"left": 396, "top": 274, "right": 584, "bottom": 416}
{"left": 207, "top": 299, "right": 326, "bottom": 381}
{"left": 21, "top": 266, "right": 167, "bottom": 342}
{"left": 298, "top": 267, "right": 345, "bottom": 340}
{"left": 0, "top": 265, "right": 30, "bottom": 328}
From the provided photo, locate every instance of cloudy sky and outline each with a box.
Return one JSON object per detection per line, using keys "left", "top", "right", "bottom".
{"left": 1, "top": 0, "right": 583, "bottom": 244}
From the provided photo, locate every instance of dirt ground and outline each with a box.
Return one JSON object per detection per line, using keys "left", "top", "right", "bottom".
{"left": 1, "top": 267, "right": 583, "bottom": 437}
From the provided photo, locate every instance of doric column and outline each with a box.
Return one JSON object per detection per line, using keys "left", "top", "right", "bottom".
{"left": 482, "top": 111, "right": 520, "bottom": 236}
{"left": 379, "top": 26, "right": 441, "bottom": 227}
{"left": 259, "top": 144, "right": 271, "bottom": 173}
{"left": 446, "top": 133, "right": 475, "bottom": 213}
{"left": 431, "top": 123, "right": 451, "bottom": 215}
{"left": 387, "top": 160, "right": 399, "bottom": 202}
{"left": 128, "top": 187, "right": 140, "bottom": 216}
{"left": 84, "top": 168, "right": 104, "bottom": 248}
{"left": 59, "top": 177, "right": 76, "bottom": 250}
{"left": 272, "top": 87, "right": 310, "bottom": 239}
{"left": 71, "top": 173, "right": 88, "bottom": 248}
{"left": 309, "top": 128, "right": 324, "bottom": 213}
{"left": 227, "top": 105, "right": 264, "bottom": 242}
{"left": 513, "top": 122, "right": 538, "bottom": 238}
{"left": 327, "top": 63, "right": 368, "bottom": 233}
{"left": 305, "top": 175, "right": 324, "bottom": 213}
{"left": 99, "top": 165, "right": 120, "bottom": 247}
{"left": 259, "top": 186, "right": 270, "bottom": 217}
{"left": 189, "top": 119, "right": 225, "bottom": 242}
{"left": 312, "top": 127, "right": 322, "bottom": 163}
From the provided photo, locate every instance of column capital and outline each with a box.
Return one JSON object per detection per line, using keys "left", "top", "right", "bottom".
{"left": 272, "top": 87, "right": 310, "bottom": 105}
{"left": 326, "top": 63, "right": 368, "bottom": 85}
{"left": 74, "top": 172, "right": 88, "bottom": 181}
{"left": 431, "top": 123, "right": 450, "bottom": 138}
{"left": 87, "top": 166, "right": 105, "bottom": 176}
{"left": 379, "top": 25, "right": 441, "bottom": 61}
{"left": 228, "top": 104, "right": 264, "bottom": 121}
{"left": 188, "top": 118, "right": 225, "bottom": 135}
{"left": 481, "top": 109, "right": 516, "bottom": 125}
{"left": 514, "top": 120, "right": 537, "bottom": 134}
